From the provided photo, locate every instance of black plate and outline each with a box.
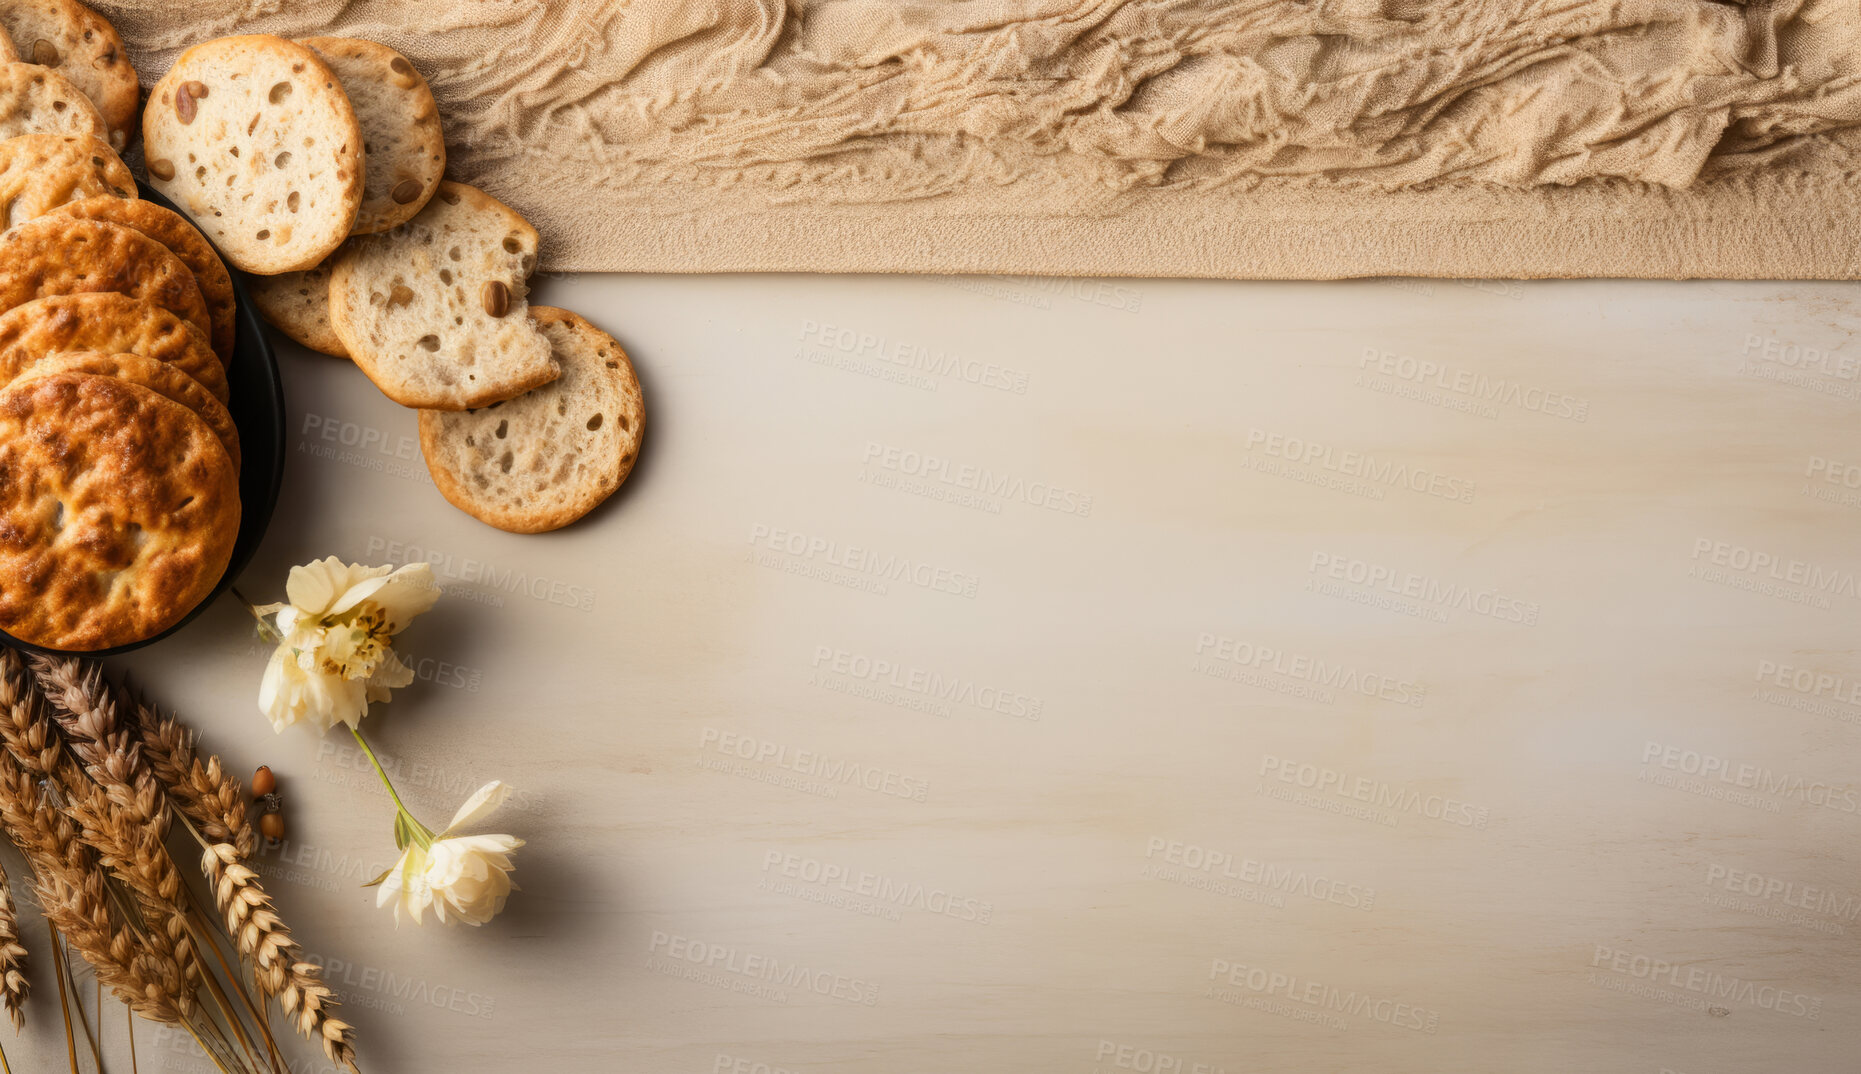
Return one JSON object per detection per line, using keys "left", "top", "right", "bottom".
{"left": 0, "top": 182, "right": 286, "bottom": 656}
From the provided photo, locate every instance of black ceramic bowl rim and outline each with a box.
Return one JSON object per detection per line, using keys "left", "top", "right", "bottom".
{"left": 0, "top": 183, "right": 286, "bottom": 656}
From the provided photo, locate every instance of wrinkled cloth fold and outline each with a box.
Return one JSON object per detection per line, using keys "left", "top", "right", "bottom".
{"left": 96, "top": 0, "right": 1861, "bottom": 278}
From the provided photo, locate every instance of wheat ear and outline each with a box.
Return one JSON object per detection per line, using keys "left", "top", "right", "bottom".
{"left": 202, "top": 844, "right": 356, "bottom": 1072}
{"left": 123, "top": 688, "right": 257, "bottom": 858}
{"left": 0, "top": 862, "right": 26, "bottom": 1030}
{"left": 26, "top": 657, "right": 201, "bottom": 990}
{"left": 0, "top": 658, "right": 190, "bottom": 1024}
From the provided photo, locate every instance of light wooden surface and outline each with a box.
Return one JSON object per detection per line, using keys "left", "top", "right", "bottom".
{"left": 14, "top": 273, "right": 1855, "bottom": 1073}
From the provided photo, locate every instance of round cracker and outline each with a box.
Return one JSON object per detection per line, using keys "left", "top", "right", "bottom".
{"left": 298, "top": 37, "right": 443, "bottom": 235}
{"left": 46, "top": 196, "right": 238, "bottom": 365}
{"left": 249, "top": 248, "right": 347, "bottom": 358}
{"left": 419, "top": 306, "right": 645, "bottom": 533}
{"left": 0, "top": 293, "right": 225, "bottom": 403}
{"left": 0, "top": 0, "right": 138, "bottom": 150}
{"left": 0, "top": 216, "right": 210, "bottom": 340}
{"left": 0, "top": 132, "right": 131, "bottom": 228}
{"left": 0, "top": 370, "right": 239, "bottom": 649}
{"left": 20, "top": 350, "right": 238, "bottom": 471}
{"left": 0, "top": 61, "right": 106, "bottom": 141}
{"left": 143, "top": 35, "right": 363, "bottom": 275}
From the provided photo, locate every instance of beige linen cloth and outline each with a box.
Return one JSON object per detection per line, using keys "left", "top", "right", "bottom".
{"left": 98, "top": 0, "right": 1861, "bottom": 278}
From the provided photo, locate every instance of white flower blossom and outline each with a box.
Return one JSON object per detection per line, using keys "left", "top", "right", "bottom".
{"left": 376, "top": 782, "right": 524, "bottom": 926}
{"left": 256, "top": 557, "right": 438, "bottom": 733}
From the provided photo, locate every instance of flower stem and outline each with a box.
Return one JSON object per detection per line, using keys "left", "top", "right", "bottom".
{"left": 349, "top": 725, "right": 434, "bottom": 849}
{"left": 229, "top": 587, "right": 279, "bottom": 643}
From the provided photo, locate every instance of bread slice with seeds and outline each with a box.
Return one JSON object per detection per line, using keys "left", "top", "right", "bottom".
{"left": 249, "top": 248, "right": 347, "bottom": 357}
{"left": 0, "top": 1, "right": 138, "bottom": 150}
{"left": 330, "top": 181, "right": 557, "bottom": 410}
{"left": 298, "top": 37, "right": 444, "bottom": 235}
{"left": 418, "top": 306, "right": 643, "bottom": 533}
{"left": 0, "top": 61, "right": 107, "bottom": 141}
{"left": 142, "top": 34, "right": 363, "bottom": 275}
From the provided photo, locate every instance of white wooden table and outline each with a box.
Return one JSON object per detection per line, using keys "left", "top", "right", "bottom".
{"left": 18, "top": 271, "right": 1850, "bottom": 1073}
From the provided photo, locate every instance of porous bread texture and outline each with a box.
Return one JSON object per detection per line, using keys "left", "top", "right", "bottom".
{"left": 44, "top": 195, "right": 238, "bottom": 363}
{"left": 330, "top": 180, "right": 556, "bottom": 410}
{"left": 0, "top": 132, "right": 132, "bottom": 228}
{"left": 143, "top": 34, "right": 363, "bottom": 274}
{"left": 0, "top": 61, "right": 107, "bottom": 141}
{"left": 248, "top": 249, "right": 347, "bottom": 357}
{"left": 298, "top": 37, "right": 443, "bottom": 234}
{"left": 0, "top": 0, "right": 138, "bottom": 150}
{"left": 419, "top": 306, "right": 644, "bottom": 533}
{"left": 0, "top": 293, "right": 226, "bottom": 403}
{"left": 0, "top": 370, "right": 239, "bottom": 650}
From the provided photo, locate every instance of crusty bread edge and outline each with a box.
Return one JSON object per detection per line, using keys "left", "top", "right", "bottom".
{"left": 417, "top": 306, "right": 644, "bottom": 533}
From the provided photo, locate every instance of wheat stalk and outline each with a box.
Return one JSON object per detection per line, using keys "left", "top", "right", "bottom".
{"left": 0, "top": 862, "right": 27, "bottom": 1031}
{"left": 201, "top": 844, "right": 355, "bottom": 1072}
{"left": 21, "top": 652, "right": 355, "bottom": 1071}
{"left": 122, "top": 689, "right": 257, "bottom": 858}
{"left": 0, "top": 697, "right": 191, "bottom": 1026}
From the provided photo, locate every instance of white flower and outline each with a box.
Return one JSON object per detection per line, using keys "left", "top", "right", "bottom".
{"left": 256, "top": 557, "right": 439, "bottom": 733}
{"left": 376, "top": 781, "right": 524, "bottom": 926}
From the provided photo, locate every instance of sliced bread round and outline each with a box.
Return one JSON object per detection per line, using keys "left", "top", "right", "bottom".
{"left": 418, "top": 306, "right": 643, "bottom": 533}
{"left": 298, "top": 37, "right": 444, "bottom": 235}
{"left": 143, "top": 34, "right": 363, "bottom": 275}
{"left": 249, "top": 248, "right": 347, "bottom": 358}
{"left": 0, "top": 61, "right": 107, "bottom": 141}
{"left": 330, "top": 181, "right": 557, "bottom": 410}
{"left": 0, "top": 1, "right": 138, "bottom": 150}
